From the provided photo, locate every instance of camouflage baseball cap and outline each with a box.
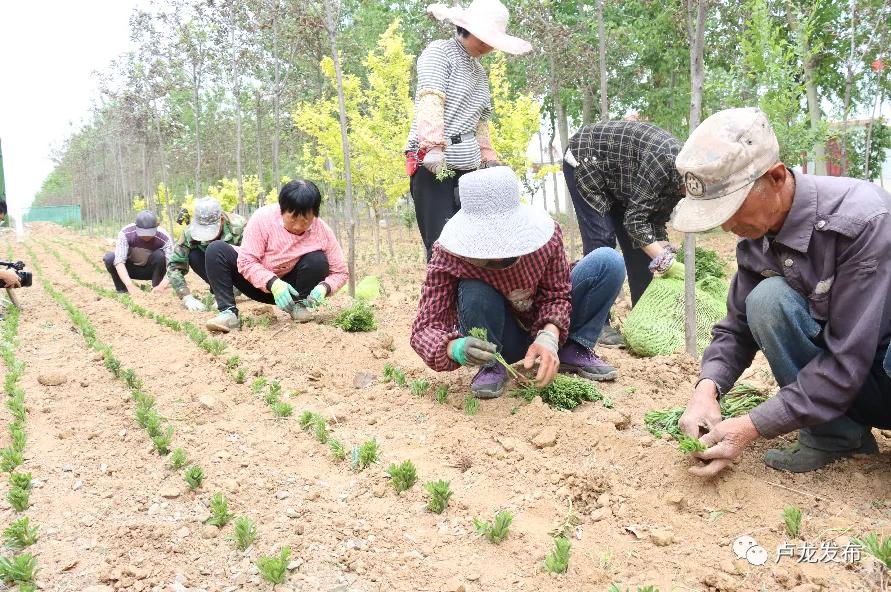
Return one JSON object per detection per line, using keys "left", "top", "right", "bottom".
{"left": 189, "top": 197, "right": 223, "bottom": 242}
{"left": 671, "top": 107, "right": 779, "bottom": 233}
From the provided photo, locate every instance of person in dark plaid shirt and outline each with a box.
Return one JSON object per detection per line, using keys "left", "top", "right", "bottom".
{"left": 411, "top": 167, "right": 625, "bottom": 398}
{"left": 564, "top": 120, "right": 687, "bottom": 344}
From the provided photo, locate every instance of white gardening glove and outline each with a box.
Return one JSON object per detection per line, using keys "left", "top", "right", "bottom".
{"left": 422, "top": 147, "right": 447, "bottom": 176}
{"left": 182, "top": 294, "right": 206, "bottom": 312}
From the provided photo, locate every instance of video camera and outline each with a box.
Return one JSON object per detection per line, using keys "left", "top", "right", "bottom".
{"left": 0, "top": 261, "right": 32, "bottom": 288}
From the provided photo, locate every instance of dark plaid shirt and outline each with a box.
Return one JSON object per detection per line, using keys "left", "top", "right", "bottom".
{"left": 568, "top": 121, "right": 683, "bottom": 247}
{"left": 411, "top": 225, "right": 572, "bottom": 372}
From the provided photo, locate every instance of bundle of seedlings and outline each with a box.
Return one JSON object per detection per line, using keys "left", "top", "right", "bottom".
{"left": 332, "top": 300, "right": 377, "bottom": 332}
{"left": 645, "top": 382, "right": 770, "bottom": 440}
{"left": 513, "top": 374, "right": 602, "bottom": 411}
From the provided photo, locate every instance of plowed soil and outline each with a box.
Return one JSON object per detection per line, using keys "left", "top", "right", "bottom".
{"left": 3, "top": 223, "right": 887, "bottom": 592}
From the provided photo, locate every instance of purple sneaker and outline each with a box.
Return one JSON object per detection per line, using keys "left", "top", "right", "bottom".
{"left": 559, "top": 341, "right": 617, "bottom": 381}
{"left": 471, "top": 364, "right": 507, "bottom": 399}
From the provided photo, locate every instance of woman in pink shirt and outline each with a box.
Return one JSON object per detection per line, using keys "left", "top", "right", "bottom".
{"left": 205, "top": 180, "right": 349, "bottom": 332}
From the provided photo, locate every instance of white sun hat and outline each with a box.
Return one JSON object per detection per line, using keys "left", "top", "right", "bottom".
{"left": 437, "top": 167, "right": 555, "bottom": 259}
{"left": 672, "top": 107, "right": 780, "bottom": 233}
{"left": 427, "top": 0, "right": 532, "bottom": 55}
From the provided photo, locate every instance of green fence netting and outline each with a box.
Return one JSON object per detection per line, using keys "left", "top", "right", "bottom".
{"left": 22, "top": 205, "right": 82, "bottom": 225}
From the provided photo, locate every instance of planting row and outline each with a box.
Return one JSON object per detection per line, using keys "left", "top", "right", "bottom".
{"left": 25, "top": 246, "right": 296, "bottom": 586}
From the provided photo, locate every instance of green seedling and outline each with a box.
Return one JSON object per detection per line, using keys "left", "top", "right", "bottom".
{"left": 514, "top": 375, "right": 601, "bottom": 410}
{"left": 271, "top": 401, "right": 293, "bottom": 418}
{"left": 608, "top": 586, "right": 660, "bottom": 592}
{"left": 332, "top": 300, "right": 377, "bottom": 332}
{"left": 9, "top": 423, "right": 25, "bottom": 453}
{"left": 468, "top": 327, "right": 524, "bottom": 382}
{"left": 267, "top": 380, "right": 282, "bottom": 399}
{"left": 782, "top": 505, "right": 802, "bottom": 538}
{"left": 225, "top": 355, "right": 240, "bottom": 369}
{"left": 435, "top": 385, "right": 448, "bottom": 404}
{"left": 103, "top": 350, "right": 122, "bottom": 377}
{"left": 351, "top": 439, "right": 380, "bottom": 471}
{"left": 199, "top": 293, "right": 215, "bottom": 310}
{"left": 382, "top": 364, "right": 408, "bottom": 387}
{"left": 135, "top": 399, "right": 158, "bottom": 429}
{"left": 645, "top": 383, "right": 769, "bottom": 439}
{"left": 231, "top": 516, "right": 258, "bottom": 551}
{"left": 298, "top": 411, "right": 323, "bottom": 431}
{"left": 677, "top": 435, "right": 707, "bottom": 454}
{"left": 435, "top": 166, "right": 456, "bottom": 182}
{"left": 7, "top": 487, "right": 29, "bottom": 512}
{"left": 251, "top": 377, "right": 268, "bottom": 394}
{"left": 206, "top": 492, "right": 233, "bottom": 527}
{"left": 6, "top": 395, "right": 25, "bottom": 424}
{"left": 474, "top": 510, "right": 513, "bottom": 544}
{"left": 256, "top": 546, "right": 290, "bottom": 585}
{"left": 424, "top": 480, "right": 453, "bottom": 514}
{"left": 121, "top": 368, "right": 142, "bottom": 390}
{"left": 387, "top": 460, "right": 418, "bottom": 493}
{"left": 544, "top": 536, "right": 571, "bottom": 574}
{"left": 200, "top": 338, "right": 227, "bottom": 356}
{"left": 234, "top": 368, "right": 247, "bottom": 384}
{"left": 8, "top": 473, "right": 30, "bottom": 491}
{"left": 329, "top": 439, "right": 346, "bottom": 461}
{"left": 0, "top": 448, "right": 23, "bottom": 472}
{"left": 264, "top": 390, "right": 280, "bottom": 406}
{"left": 152, "top": 424, "right": 174, "bottom": 456}
{"left": 643, "top": 406, "right": 685, "bottom": 439}
{"left": 410, "top": 379, "right": 430, "bottom": 397}
{"left": 184, "top": 465, "right": 204, "bottom": 491}
{"left": 0, "top": 551, "right": 36, "bottom": 585}
{"left": 313, "top": 420, "right": 329, "bottom": 444}
{"left": 463, "top": 395, "right": 479, "bottom": 416}
{"left": 549, "top": 501, "right": 581, "bottom": 539}
{"left": 853, "top": 533, "right": 891, "bottom": 570}
{"left": 3, "top": 517, "right": 37, "bottom": 550}
{"left": 169, "top": 448, "right": 187, "bottom": 470}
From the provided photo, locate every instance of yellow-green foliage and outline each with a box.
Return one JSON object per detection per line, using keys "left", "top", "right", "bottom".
{"left": 207, "top": 175, "right": 264, "bottom": 211}
{"left": 488, "top": 53, "right": 540, "bottom": 178}
{"left": 293, "top": 21, "right": 412, "bottom": 215}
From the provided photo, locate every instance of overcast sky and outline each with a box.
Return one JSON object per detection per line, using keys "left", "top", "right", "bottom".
{"left": 0, "top": 0, "right": 140, "bottom": 210}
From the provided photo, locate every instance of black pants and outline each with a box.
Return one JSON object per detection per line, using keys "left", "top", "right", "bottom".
{"left": 187, "top": 248, "right": 210, "bottom": 285}
{"left": 204, "top": 240, "right": 329, "bottom": 313}
{"left": 410, "top": 166, "right": 470, "bottom": 261}
{"left": 564, "top": 161, "right": 653, "bottom": 306}
{"left": 103, "top": 251, "right": 167, "bottom": 293}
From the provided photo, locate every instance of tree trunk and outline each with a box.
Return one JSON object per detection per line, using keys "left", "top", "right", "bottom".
{"left": 597, "top": 0, "right": 609, "bottom": 120}
{"left": 553, "top": 88, "right": 576, "bottom": 259}
{"left": 537, "top": 131, "right": 549, "bottom": 210}
{"left": 840, "top": 3, "right": 859, "bottom": 175}
{"left": 271, "top": 5, "right": 281, "bottom": 189}
{"left": 255, "top": 89, "right": 263, "bottom": 198}
{"left": 192, "top": 61, "right": 203, "bottom": 197}
{"left": 685, "top": 0, "right": 707, "bottom": 358}
{"left": 581, "top": 87, "right": 594, "bottom": 125}
{"left": 786, "top": 2, "right": 826, "bottom": 174}
{"left": 864, "top": 66, "right": 884, "bottom": 180}
{"left": 325, "top": 0, "right": 356, "bottom": 297}
{"left": 385, "top": 209, "right": 395, "bottom": 260}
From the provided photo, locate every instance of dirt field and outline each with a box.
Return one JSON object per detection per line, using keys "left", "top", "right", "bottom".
{"left": 2, "top": 223, "right": 887, "bottom": 592}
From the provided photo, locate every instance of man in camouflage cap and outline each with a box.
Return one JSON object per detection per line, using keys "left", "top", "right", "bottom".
{"left": 673, "top": 107, "right": 891, "bottom": 475}
{"left": 166, "top": 197, "right": 246, "bottom": 311}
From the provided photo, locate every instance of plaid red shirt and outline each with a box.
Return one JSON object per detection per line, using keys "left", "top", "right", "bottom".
{"left": 411, "top": 225, "right": 572, "bottom": 371}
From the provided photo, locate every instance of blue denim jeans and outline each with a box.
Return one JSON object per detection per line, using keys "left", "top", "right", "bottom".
{"left": 456, "top": 247, "right": 625, "bottom": 364}
{"left": 747, "top": 276, "right": 891, "bottom": 451}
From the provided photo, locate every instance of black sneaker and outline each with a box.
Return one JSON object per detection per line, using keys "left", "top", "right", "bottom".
{"left": 598, "top": 325, "right": 626, "bottom": 349}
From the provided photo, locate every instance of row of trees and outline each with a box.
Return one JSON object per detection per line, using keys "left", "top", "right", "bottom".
{"left": 36, "top": 0, "right": 891, "bottom": 244}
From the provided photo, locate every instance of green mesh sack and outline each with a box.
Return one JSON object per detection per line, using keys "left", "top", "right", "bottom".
{"left": 623, "top": 275, "right": 729, "bottom": 357}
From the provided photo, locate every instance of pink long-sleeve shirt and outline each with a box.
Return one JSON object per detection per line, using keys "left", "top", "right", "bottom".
{"left": 236, "top": 204, "right": 349, "bottom": 294}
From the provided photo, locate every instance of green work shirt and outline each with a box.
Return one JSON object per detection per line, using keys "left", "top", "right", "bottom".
{"left": 167, "top": 212, "right": 246, "bottom": 298}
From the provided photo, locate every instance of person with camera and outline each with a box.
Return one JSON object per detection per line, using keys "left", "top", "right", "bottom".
{"left": 103, "top": 210, "right": 173, "bottom": 294}
{"left": 166, "top": 197, "right": 246, "bottom": 311}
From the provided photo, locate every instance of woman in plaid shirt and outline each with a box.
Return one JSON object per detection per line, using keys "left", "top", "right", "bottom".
{"left": 411, "top": 167, "right": 625, "bottom": 398}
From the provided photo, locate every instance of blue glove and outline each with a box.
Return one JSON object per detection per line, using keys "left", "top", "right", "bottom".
{"left": 307, "top": 284, "right": 328, "bottom": 309}
{"left": 270, "top": 279, "right": 300, "bottom": 311}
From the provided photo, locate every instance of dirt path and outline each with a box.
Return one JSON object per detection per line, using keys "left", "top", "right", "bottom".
{"left": 8, "top": 225, "right": 887, "bottom": 592}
